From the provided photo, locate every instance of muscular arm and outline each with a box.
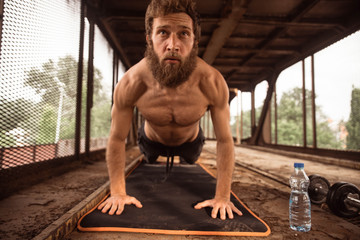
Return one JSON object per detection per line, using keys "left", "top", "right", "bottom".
{"left": 194, "top": 68, "right": 242, "bottom": 219}
{"left": 211, "top": 96, "right": 234, "bottom": 201}
{"left": 106, "top": 96, "right": 133, "bottom": 198}
{"left": 98, "top": 71, "right": 145, "bottom": 215}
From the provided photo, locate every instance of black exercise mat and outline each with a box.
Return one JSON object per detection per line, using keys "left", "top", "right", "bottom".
{"left": 78, "top": 162, "right": 271, "bottom": 236}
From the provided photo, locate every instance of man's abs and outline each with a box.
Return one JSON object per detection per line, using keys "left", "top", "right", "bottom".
{"left": 144, "top": 121, "right": 200, "bottom": 146}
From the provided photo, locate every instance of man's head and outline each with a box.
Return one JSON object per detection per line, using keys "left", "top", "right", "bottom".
{"left": 144, "top": 0, "right": 201, "bottom": 88}
{"left": 145, "top": 0, "right": 201, "bottom": 42}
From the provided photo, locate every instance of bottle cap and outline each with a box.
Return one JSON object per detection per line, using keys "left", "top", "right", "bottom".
{"left": 294, "top": 163, "right": 304, "bottom": 168}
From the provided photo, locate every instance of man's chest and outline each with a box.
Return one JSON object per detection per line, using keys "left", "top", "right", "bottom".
{"left": 136, "top": 89, "right": 209, "bottom": 126}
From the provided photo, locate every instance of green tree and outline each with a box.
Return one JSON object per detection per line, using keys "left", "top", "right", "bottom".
{"left": 230, "top": 108, "right": 253, "bottom": 140}
{"left": 24, "top": 55, "right": 110, "bottom": 144}
{"left": 25, "top": 56, "right": 76, "bottom": 143}
{"left": 0, "top": 98, "right": 36, "bottom": 133}
{"left": 36, "top": 104, "right": 57, "bottom": 144}
{"left": 0, "top": 98, "right": 37, "bottom": 147}
{"left": 0, "top": 131, "right": 15, "bottom": 148}
{"left": 277, "top": 87, "right": 304, "bottom": 145}
{"left": 91, "top": 92, "right": 111, "bottom": 138}
{"left": 346, "top": 87, "right": 360, "bottom": 150}
{"left": 277, "top": 87, "right": 342, "bottom": 148}
{"left": 25, "top": 60, "right": 59, "bottom": 106}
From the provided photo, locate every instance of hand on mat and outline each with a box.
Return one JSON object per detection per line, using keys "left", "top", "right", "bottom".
{"left": 194, "top": 198, "right": 243, "bottom": 220}
{"left": 98, "top": 194, "right": 143, "bottom": 215}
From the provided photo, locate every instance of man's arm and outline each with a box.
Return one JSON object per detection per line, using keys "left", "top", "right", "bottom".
{"left": 194, "top": 70, "right": 242, "bottom": 220}
{"left": 98, "top": 77, "right": 143, "bottom": 215}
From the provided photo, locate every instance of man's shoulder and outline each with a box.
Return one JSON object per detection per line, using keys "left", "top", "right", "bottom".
{"left": 196, "top": 58, "right": 224, "bottom": 84}
{"left": 195, "top": 57, "right": 229, "bottom": 105}
{"left": 115, "top": 59, "right": 148, "bottom": 107}
{"left": 121, "top": 59, "right": 148, "bottom": 83}
{"left": 196, "top": 58, "right": 227, "bottom": 87}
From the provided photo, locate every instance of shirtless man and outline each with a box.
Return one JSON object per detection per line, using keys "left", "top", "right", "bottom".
{"left": 98, "top": 0, "right": 242, "bottom": 220}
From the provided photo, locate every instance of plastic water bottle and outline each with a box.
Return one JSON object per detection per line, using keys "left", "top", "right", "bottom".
{"left": 289, "top": 162, "right": 311, "bottom": 232}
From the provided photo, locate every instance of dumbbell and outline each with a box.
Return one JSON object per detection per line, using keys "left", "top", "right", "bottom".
{"left": 308, "top": 175, "right": 360, "bottom": 218}
{"left": 308, "top": 175, "right": 331, "bottom": 204}
{"left": 326, "top": 182, "right": 360, "bottom": 218}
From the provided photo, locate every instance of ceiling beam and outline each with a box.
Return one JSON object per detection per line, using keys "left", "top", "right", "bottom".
{"left": 201, "top": 0, "right": 249, "bottom": 65}
{"left": 105, "top": 16, "right": 344, "bottom": 32}
{"left": 214, "top": 65, "right": 273, "bottom": 72}
{"left": 220, "top": 0, "right": 320, "bottom": 87}
{"left": 238, "top": 18, "right": 345, "bottom": 32}
{"left": 239, "top": 0, "right": 320, "bottom": 68}
{"left": 227, "top": 80, "right": 251, "bottom": 84}
{"left": 273, "top": 14, "right": 360, "bottom": 78}
{"left": 221, "top": 47, "right": 300, "bottom": 55}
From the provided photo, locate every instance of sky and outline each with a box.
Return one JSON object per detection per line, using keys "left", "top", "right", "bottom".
{"left": 230, "top": 30, "right": 360, "bottom": 124}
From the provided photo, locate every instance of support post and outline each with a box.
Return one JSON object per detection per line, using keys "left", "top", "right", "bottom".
{"left": 240, "top": 91, "right": 243, "bottom": 141}
{"left": 206, "top": 111, "right": 210, "bottom": 139}
{"left": 249, "top": 72, "right": 280, "bottom": 145}
{"left": 250, "top": 87, "right": 256, "bottom": 136}
{"left": 0, "top": 0, "right": 4, "bottom": 56}
{"left": 0, "top": 148, "right": 3, "bottom": 169}
{"left": 274, "top": 85, "right": 278, "bottom": 144}
{"left": 75, "top": 0, "right": 85, "bottom": 159}
{"left": 112, "top": 52, "right": 118, "bottom": 107}
{"left": 236, "top": 89, "right": 240, "bottom": 144}
{"left": 302, "top": 59, "right": 307, "bottom": 147}
{"left": 85, "top": 19, "right": 95, "bottom": 156}
{"left": 311, "top": 55, "right": 317, "bottom": 148}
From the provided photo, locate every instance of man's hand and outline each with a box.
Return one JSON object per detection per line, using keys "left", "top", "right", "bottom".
{"left": 194, "top": 198, "right": 243, "bottom": 220}
{"left": 97, "top": 194, "right": 143, "bottom": 215}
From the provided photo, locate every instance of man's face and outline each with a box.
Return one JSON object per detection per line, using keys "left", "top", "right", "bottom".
{"left": 145, "top": 12, "right": 198, "bottom": 88}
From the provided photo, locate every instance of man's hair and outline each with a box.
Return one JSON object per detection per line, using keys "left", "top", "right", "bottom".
{"left": 145, "top": 0, "right": 201, "bottom": 41}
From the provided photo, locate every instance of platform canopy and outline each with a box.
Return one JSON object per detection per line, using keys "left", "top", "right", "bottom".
{"left": 87, "top": 0, "right": 360, "bottom": 91}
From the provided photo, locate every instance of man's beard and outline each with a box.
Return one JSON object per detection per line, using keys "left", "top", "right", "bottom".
{"left": 145, "top": 42, "right": 198, "bottom": 88}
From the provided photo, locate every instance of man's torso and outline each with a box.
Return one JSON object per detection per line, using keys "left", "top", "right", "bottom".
{"left": 119, "top": 57, "right": 219, "bottom": 146}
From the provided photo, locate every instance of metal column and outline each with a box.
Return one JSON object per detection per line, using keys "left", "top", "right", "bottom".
{"left": 302, "top": 59, "right": 307, "bottom": 147}
{"left": 250, "top": 88, "right": 256, "bottom": 136}
{"left": 274, "top": 85, "right": 278, "bottom": 144}
{"left": 85, "top": 19, "right": 95, "bottom": 156}
{"left": 236, "top": 89, "right": 240, "bottom": 144}
{"left": 0, "top": 0, "right": 4, "bottom": 56}
{"left": 240, "top": 91, "right": 243, "bottom": 141}
{"left": 311, "top": 55, "right": 317, "bottom": 148}
{"left": 75, "top": 0, "right": 85, "bottom": 159}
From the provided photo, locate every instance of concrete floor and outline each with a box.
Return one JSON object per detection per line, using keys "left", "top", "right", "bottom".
{"left": 67, "top": 141, "right": 360, "bottom": 240}
{"left": 0, "top": 141, "right": 359, "bottom": 240}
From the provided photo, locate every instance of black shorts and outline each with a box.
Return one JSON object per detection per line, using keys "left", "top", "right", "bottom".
{"left": 137, "top": 123, "right": 205, "bottom": 164}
